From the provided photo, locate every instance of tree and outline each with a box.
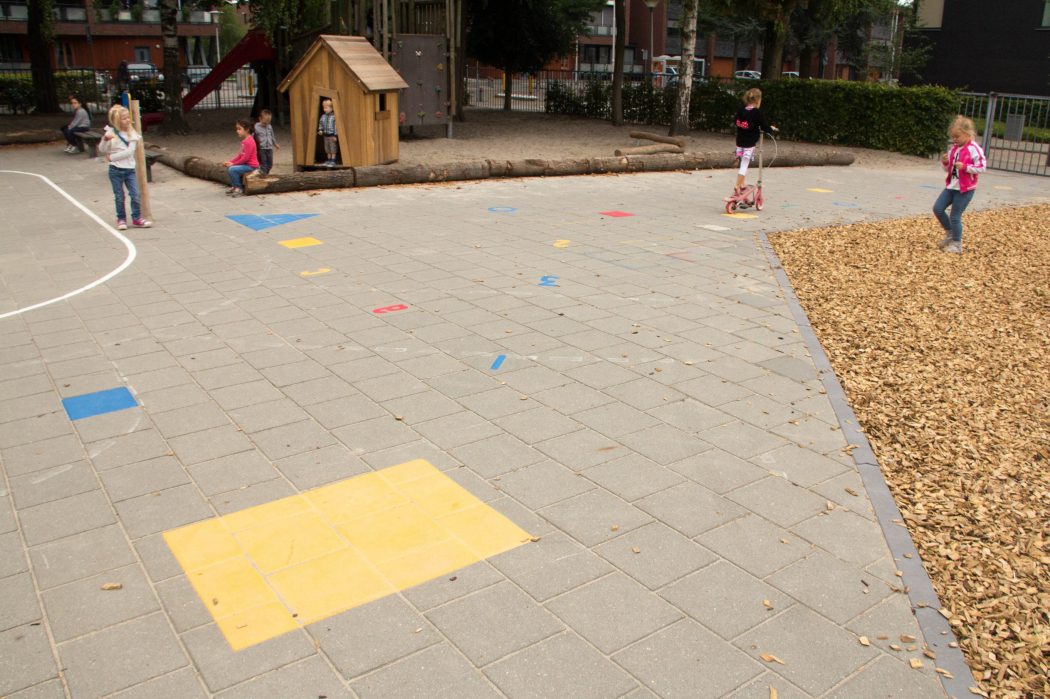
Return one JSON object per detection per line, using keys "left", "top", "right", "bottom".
{"left": 669, "top": 0, "right": 698, "bottom": 135}
{"left": 466, "top": 0, "right": 604, "bottom": 111}
{"left": 27, "top": 0, "right": 59, "bottom": 113}
{"left": 160, "top": 0, "right": 189, "bottom": 134}
{"left": 611, "top": 0, "right": 625, "bottom": 126}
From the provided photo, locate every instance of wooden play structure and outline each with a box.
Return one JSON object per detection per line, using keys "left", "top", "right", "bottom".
{"left": 278, "top": 35, "right": 409, "bottom": 170}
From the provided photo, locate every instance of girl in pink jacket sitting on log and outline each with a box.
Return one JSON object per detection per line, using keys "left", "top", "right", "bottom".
{"left": 222, "top": 118, "right": 259, "bottom": 198}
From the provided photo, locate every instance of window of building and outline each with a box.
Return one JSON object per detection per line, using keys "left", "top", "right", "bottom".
{"left": 54, "top": 42, "right": 73, "bottom": 68}
{"left": 1, "top": 35, "right": 24, "bottom": 63}
{"left": 916, "top": 0, "right": 943, "bottom": 29}
{"left": 1042, "top": 1, "right": 1050, "bottom": 27}
{"left": 583, "top": 45, "right": 611, "bottom": 64}
{"left": 134, "top": 46, "right": 150, "bottom": 62}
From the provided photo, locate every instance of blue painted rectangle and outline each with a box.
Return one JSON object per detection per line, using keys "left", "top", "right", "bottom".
{"left": 490, "top": 355, "right": 507, "bottom": 370}
{"left": 226, "top": 214, "right": 320, "bottom": 231}
{"left": 62, "top": 387, "right": 138, "bottom": 421}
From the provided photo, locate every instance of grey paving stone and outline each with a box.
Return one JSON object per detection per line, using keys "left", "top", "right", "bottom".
{"left": 0, "top": 531, "right": 28, "bottom": 579}
{"left": 618, "top": 425, "right": 711, "bottom": 465}
{"left": 100, "top": 456, "right": 192, "bottom": 502}
{"left": 767, "top": 552, "right": 890, "bottom": 625}
{"left": 724, "top": 675, "right": 811, "bottom": 699}
{"left": 308, "top": 594, "right": 440, "bottom": 680}
{"left": 660, "top": 560, "right": 793, "bottom": 640}
{"left": 273, "top": 444, "right": 369, "bottom": 490}
{"left": 667, "top": 448, "right": 768, "bottom": 495}
{"left": 114, "top": 484, "right": 212, "bottom": 539}
{"left": 184, "top": 450, "right": 278, "bottom": 497}
{"left": 414, "top": 411, "right": 503, "bottom": 450}
{"left": 496, "top": 460, "right": 595, "bottom": 510}
{"left": 547, "top": 573, "right": 682, "bottom": 653}
{"left": 489, "top": 532, "right": 611, "bottom": 602}
{"left": 725, "top": 476, "right": 827, "bottom": 528}
{"left": 493, "top": 407, "right": 579, "bottom": 445}
{"left": 333, "top": 416, "right": 419, "bottom": 455}
{"left": 540, "top": 490, "right": 653, "bottom": 547}
{"left": 154, "top": 574, "right": 213, "bottom": 634}
{"left": 362, "top": 440, "right": 461, "bottom": 472}
{"left": 563, "top": 361, "right": 638, "bottom": 390}
{"left": 18, "top": 490, "right": 116, "bottom": 547}
{"left": 790, "top": 508, "right": 888, "bottom": 569}
{"left": 595, "top": 522, "right": 716, "bottom": 590}
{"left": 41, "top": 565, "right": 160, "bottom": 642}
{"left": 7, "top": 461, "right": 99, "bottom": 509}
{"left": 4, "top": 679, "right": 67, "bottom": 699}
{"left": 84, "top": 430, "right": 171, "bottom": 471}
{"left": 740, "top": 375, "right": 814, "bottom": 405}
{"left": 699, "top": 421, "right": 788, "bottom": 460}
{"left": 27, "top": 525, "right": 135, "bottom": 590}
{"left": 425, "top": 582, "right": 563, "bottom": 666}
{"left": 613, "top": 620, "right": 762, "bottom": 699}
{"left": 823, "top": 655, "right": 945, "bottom": 699}
{"left": 676, "top": 375, "right": 754, "bottom": 405}
{"left": 647, "top": 398, "right": 730, "bottom": 434}
{"left": 3, "top": 435, "right": 85, "bottom": 477}
{"left": 228, "top": 398, "right": 312, "bottom": 433}
{"left": 249, "top": 419, "right": 338, "bottom": 460}
{"left": 134, "top": 533, "right": 185, "bottom": 583}
{"left": 402, "top": 560, "right": 504, "bottom": 612}
{"left": 0, "top": 624, "right": 59, "bottom": 697}
{"left": 485, "top": 632, "right": 638, "bottom": 699}
{"left": 107, "top": 668, "right": 208, "bottom": 699}
{"left": 0, "top": 573, "right": 41, "bottom": 633}
{"left": 810, "top": 472, "right": 875, "bottom": 521}
{"left": 0, "top": 413, "right": 74, "bottom": 450}
{"left": 71, "top": 408, "right": 150, "bottom": 444}
{"left": 167, "top": 425, "right": 254, "bottom": 465}
{"left": 59, "top": 613, "right": 189, "bottom": 699}
{"left": 575, "top": 402, "right": 660, "bottom": 439}
{"left": 450, "top": 434, "right": 544, "bottom": 478}
{"left": 210, "top": 478, "right": 295, "bottom": 515}
{"left": 750, "top": 445, "right": 848, "bottom": 488}
{"left": 216, "top": 656, "right": 352, "bottom": 699}
{"left": 635, "top": 482, "right": 747, "bottom": 538}
{"left": 136, "top": 383, "right": 212, "bottom": 413}
{"left": 734, "top": 606, "right": 879, "bottom": 696}
{"left": 719, "top": 395, "right": 804, "bottom": 431}
{"left": 582, "top": 454, "right": 683, "bottom": 502}
{"left": 845, "top": 594, "right": 929, "bottom": 659}
{"left": 351, "top": 643, "right": 501, "bottom": 699}
{"left": 181, "top": 622, "right": 316, "bottom": 693}
{"left": 532, "top": 383, "right": 614, "bottom": 414}
{"left": 532, "top": 428, "right": 627, "bottom": 471}
{"left": 698, "top": 516, "right": 809, "bottom": 579}
{"left": 426, "top": 370, "right": 501, "bottom": 399}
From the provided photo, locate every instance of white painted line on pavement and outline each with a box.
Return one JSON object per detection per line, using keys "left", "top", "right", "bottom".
{"left": 0, "top": 170, "right": 137, "bottom": 320}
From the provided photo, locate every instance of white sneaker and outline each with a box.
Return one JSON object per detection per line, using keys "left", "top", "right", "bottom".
{"left": 937, "top": 235, "right": 952, "bottom": 249}
{"left": 943, "top": 242, "right": 962, "bottom": 253}
{"left": 116, "top": 220, "right": 127, "bottom": 231}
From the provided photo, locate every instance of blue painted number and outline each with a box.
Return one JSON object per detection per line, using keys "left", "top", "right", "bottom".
{"left": 538, "top": 276, "right": 559, "bottom": 287}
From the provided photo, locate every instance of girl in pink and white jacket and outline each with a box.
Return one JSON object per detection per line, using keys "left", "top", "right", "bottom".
{"left": 933, "top": 116, "right": 986, "bottom": 253}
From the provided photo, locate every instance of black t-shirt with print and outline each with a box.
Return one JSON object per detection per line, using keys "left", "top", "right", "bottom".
{"left": 734, "top": 106, "right": 773, "bottom": 148}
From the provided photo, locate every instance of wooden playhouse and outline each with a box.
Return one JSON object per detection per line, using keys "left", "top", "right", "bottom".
{"left": 278, "top": 35, "right": 409, "bottom": 170}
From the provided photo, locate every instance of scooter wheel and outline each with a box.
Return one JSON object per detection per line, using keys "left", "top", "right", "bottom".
{"left": 755, "top": 195, "right": 764, "bottom": 211}
{"left": 726, "top": 201, "right": 737, "bottom": 214}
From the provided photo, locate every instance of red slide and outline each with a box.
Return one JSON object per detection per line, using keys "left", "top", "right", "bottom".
{"left": 142, "top": 30, "right": 274, "bottom": 127}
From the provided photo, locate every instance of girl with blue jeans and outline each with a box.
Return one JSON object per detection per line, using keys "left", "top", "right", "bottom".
{"left": 98, "top": 105, "right": 151, "bottom": 231}
{"left": 221, "top": 119, "right": 259, "bottom": 197}
{"left": 933, "top": 116, "right": 986, "bottom": 253}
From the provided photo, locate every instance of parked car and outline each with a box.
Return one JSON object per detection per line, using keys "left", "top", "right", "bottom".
{"left": 734, "top": 70, "right": 761, "bottom": 80}
{"left": 116, "top": 61, "right": 162, "bottom": 88}
{"left": 183, "top": 65, "right": 212, "bottom": 89}
{"left": 782, "top": 71, "right": 800, "bottom": 78}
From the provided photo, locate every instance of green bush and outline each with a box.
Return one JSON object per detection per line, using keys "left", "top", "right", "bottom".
{"left": 546, "top": 77, "right": 958, "bottom": 157}
{"left": 0, "top": 71, "right": 104, "bottom": 114}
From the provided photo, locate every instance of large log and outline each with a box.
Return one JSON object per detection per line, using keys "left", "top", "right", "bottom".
{"left": 629, "top": 131, "right": 685, "bottom": 147}
{"left": 615, "top": 144, "right": 685, "bottom": 156}
{"left": 157, "top": 149, "right": 856, "bottom": 195}
{"left": 0, "top": 129, "right": 62, "bottom": 146}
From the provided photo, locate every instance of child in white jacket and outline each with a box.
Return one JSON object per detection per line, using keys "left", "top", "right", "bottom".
{"left": 98, "top": 105, "right": 151, "bottom": 230}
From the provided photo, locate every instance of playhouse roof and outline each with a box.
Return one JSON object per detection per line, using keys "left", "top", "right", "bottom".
{"left": 278, "top": 36, "right": 408, "bottom": 93}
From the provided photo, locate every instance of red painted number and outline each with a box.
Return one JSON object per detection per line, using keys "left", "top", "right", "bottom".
{"left": 373, "top": 304, "right": 408, "bottom": 314}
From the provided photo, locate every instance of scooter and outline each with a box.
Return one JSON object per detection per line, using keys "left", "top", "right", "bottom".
{"left": 725, "top": 129, "right": 778, "bottom": 214}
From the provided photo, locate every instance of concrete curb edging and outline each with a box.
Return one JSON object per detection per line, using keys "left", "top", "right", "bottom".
{"left": 155, "top": 149, "right": 856, "bottom": 196}
{"left": 758, "top": 231, "right": 977, "bottom": 699}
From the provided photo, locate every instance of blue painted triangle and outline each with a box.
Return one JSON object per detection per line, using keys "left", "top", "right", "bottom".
{"left": 226, "top": 214, "right": 321, "bottom": 231}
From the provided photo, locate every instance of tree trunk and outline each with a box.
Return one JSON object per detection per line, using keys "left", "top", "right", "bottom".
{"left": 731, "top": 35, "right": 739, "bottom": 74}
{"left": 503, "top": 64, "right": 512, "bottom": 111}
{"left": 160, "top": 0, "right": 189, "bottom": 134}
{"left": 799, "top": 46, "right": 813, "bottom": 79}
{"left": 748, "top": 43, "right": 758, "bottom": 71}
{"left": 27, "top": 0, "right": 59, "bottom": 113}
{"left": 611, "top": 0, "right": 625, "bottom": 127}
{"left": 824, "top": 33, "right": 838, "bottom": 80}
{"left": 760, "top": 18, "right": 789, "bottom": 79}
{"left": 669, "top": 0, "right": 697, "bottom": 136}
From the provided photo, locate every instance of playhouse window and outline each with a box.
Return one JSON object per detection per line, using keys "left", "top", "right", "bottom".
{"left": 379, "top": 93, "right": 387, "bottom": 112}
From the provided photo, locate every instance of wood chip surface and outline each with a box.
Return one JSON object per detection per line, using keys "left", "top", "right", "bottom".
{"left": 770, "top": 206, "right": 1050, "bottom": 699}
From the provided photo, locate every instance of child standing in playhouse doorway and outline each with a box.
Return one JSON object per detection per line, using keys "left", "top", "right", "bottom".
{"left": 933, "top": 116, "right": 986, "bottom": 254}
{"left": 318, "top": 99, "right": 338, "bottom": 167}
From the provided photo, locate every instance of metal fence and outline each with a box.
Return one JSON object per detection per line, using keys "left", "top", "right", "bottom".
{"left": 464, "top": 67, "right": 659, "bottom": 113}
{"left": 0, "top": 66, "right": 258, "bottom": 115}
{"left": 959, "top": 91, "right": 1050, "bottom": 177}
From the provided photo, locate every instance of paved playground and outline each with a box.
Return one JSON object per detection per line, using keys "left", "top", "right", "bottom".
{"left": 0, "top": 147, "right": 1047, "bottom": 699}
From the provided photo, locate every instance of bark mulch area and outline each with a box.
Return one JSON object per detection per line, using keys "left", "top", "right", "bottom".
{"left": 770, "top": 205, "right": 1050, "bottom": 699}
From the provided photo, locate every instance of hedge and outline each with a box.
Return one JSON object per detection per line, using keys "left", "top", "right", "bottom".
{"left": 0, "top": 71, "right": 162, "bottom": 115}
{"left": 546, "top": 78, "right": 959, "bottom": 157}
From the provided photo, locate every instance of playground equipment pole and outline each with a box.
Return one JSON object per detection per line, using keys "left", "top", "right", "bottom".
{"left": 129, "top": 98, "right": 152, "bottom": 222}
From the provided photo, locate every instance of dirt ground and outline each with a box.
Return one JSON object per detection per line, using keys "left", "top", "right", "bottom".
{"left": 771, "top": 207, "right": 1050, "bottom": 699}
{"left": 28, "top": 106, "right": 929, "bottom": 171}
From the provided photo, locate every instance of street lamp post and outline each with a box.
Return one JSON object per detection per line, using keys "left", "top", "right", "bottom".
{"left": 643, "top": 0, "right": 658, "bottom": 77}
{"left": 210, "top": 11, "right": 221, "bottom": 62}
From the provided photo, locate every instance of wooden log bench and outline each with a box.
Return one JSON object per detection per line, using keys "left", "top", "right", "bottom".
{"left": 73, "top": 130, "right": 104, "bottom": 157}
{"left": 144, "top": 150, "right": 163, "bottom": 183}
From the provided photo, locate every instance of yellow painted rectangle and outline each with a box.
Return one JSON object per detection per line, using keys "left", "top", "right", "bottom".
{"left": 279, "top": 237, "right": 324, "bottom": 248}
{"left": 807, "top": 188, "right": 833, "bottom": 193}
{"left": 163, "top": 460, "right": 530, "bottom": 651}
{"left": 723, "top": 213, "right": 759, "bottom": 219}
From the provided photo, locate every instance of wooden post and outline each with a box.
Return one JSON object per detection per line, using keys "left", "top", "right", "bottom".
{"left": 445, "top": 0, "right": 453, "bottom": 137}
{"left": 408, "top": 0, "right": 415, "bottom": 32}
{"left": 129, "top": 99, "right": 152, "bottom": 222}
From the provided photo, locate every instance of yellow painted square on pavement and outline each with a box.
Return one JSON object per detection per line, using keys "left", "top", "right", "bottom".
{"left": 305, "top": 471, "right": 407, "bottom": 524}
{"left": 278, "top": 237, "right": 324, "bottom": 249}
{"left": 163, "top": 460, "right": 531, "bottom": 651}
{"left": 235, "top": 511, "right": 347, "bottom": 574}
